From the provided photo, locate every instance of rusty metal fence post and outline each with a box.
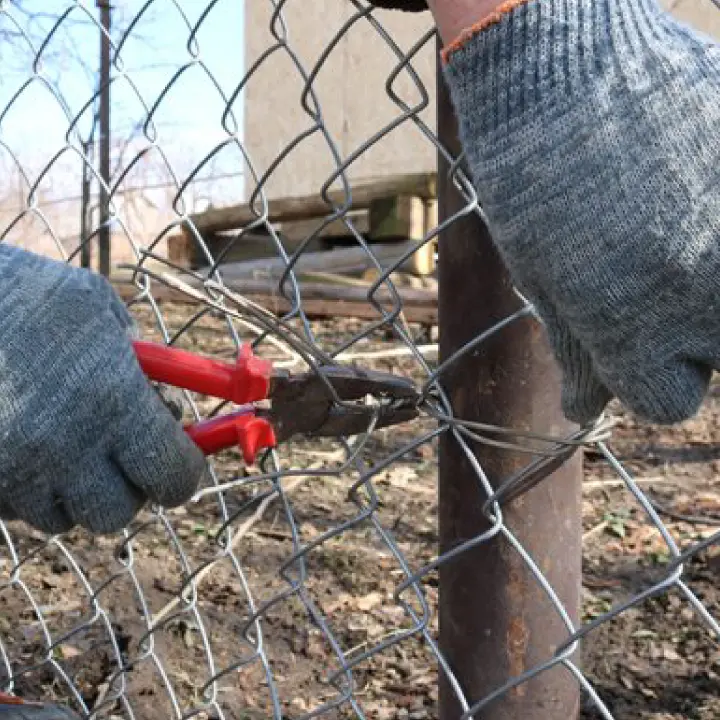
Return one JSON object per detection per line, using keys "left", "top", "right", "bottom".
{"left": 436, "top": 51, "right": 584, "bottom": 720}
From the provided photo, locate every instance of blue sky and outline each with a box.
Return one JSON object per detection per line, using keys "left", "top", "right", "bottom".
{"left": 0, "top": 0, "right": 246, "bottom": 205}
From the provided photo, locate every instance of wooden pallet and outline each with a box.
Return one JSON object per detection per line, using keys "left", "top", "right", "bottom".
{"left": 168, "top": 173, "right": 438, "bottom": 277}
{"left": 114, "top": 273, "right": 437, "bottom": 325}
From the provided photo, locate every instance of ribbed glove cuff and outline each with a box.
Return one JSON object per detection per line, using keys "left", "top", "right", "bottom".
{"left": 442, "top": 0, "right": 683, "bottom": 139}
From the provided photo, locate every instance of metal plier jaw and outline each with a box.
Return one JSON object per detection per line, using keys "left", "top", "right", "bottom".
{"left": 133, "top": 341, "right": 419, "bottom": 464}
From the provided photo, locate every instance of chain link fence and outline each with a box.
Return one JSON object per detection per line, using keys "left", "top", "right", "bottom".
{"left": 1, "top": 1, "right": 719, "bottom": 718}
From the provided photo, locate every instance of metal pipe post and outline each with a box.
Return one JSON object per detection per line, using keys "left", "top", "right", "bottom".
{"left": 436, "top": 53, "right": 583, "bottom": 720}
{"left": 97, "top": 0, "right": 111, "bottom": 277}
{"left": 80, "top": 138, "right": 93, "bottom": 269}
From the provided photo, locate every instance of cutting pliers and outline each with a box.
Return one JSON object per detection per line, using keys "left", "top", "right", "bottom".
{"left": 132, "top": 341, "right": 420, "bottom": 464}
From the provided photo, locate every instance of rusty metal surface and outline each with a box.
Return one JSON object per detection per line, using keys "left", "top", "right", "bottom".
{"left": 436, "top": 56, "right": 582, "bottom": 720}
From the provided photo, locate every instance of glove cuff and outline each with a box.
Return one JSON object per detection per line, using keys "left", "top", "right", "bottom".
{"left": 441, "top": 0, "right": 683, "bottom": 140}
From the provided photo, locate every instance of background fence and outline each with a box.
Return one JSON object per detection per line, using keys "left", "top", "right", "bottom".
{"left": 0, "top": 1, "right": 719, "bottom": 719}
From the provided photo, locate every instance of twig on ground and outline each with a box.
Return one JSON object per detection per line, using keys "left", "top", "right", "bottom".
{"left": 583, "top": 520, "right": 609, "bottom": 541}
{"left": 335, "top": 345, "right": 438, "bottom": 362}
{"left": 583, "top": 476, "right": 679, "bottom": 492}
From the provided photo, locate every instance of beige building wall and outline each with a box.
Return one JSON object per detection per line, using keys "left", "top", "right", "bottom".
{"left": 244, "top": 0, "right": 719, "bottom": 202}
{"left": 244, "top": 2, "right": 437, "bottom": 201}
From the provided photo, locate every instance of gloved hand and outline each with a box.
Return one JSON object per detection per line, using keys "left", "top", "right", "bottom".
{"left": 0, "top": 244, "right": 207, "bottom": 535}
{"left": 441, "top": 0, "right": 720, "bottom": 425}
{"left": 365, "top": 0, "right": 428, "bottom": 11}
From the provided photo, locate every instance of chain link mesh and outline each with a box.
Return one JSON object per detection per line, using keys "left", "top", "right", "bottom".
{"left": 0, "top": 1, "right": 719, "bottom": 718}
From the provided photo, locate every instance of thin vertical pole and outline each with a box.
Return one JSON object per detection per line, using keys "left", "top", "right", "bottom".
{"left": 436, "top": 51, "right": 583, "bottom": 720}
{"left": 97, "top": 0, "right": 111, "bottom": 277}
{"left": 80, "top": 138, "right": 93, "bottom": 269}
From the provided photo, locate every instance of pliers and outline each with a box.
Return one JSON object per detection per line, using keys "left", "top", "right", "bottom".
{"left": 0, "top": 691, "right": 79, "bottom": 718}
{"left": 132, "top": 341, "right": 420, "bottom": 464}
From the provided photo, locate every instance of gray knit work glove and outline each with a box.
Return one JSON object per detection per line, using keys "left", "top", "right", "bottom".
{"left": 0, "top": 244, "right": 207, "bottom": 535}
{"left": 442, "top": 0, "right": 720, "bottom": 425}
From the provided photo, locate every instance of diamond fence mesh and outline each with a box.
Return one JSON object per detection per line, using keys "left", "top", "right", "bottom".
{"left": 0, "top": 1, "right": 719, "bottom": 719}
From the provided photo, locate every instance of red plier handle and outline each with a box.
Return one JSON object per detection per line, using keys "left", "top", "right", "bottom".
{"left": 132, "top": 340, "right": 278, "bottom": 464}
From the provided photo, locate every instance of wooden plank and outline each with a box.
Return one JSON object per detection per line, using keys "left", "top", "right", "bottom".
{"left": 168, "top": 230, "right": 328, "bottom": 270}
{"left": 170, "top": 229, "right": 435, "bottom": 277}
{"left": 277, "top": 210, "right": 368, "bottom": 243}
{"left": 227, "top": 278, "right": 437, "bottom": 305}
{"left": 406, "top": 240, "right": 436, "bottom": 276}
{"left": 195, "top": 241, "right": 427, "bottom": 282}
{"left": 115, "top": 277, "right": 437, "bottom": 325}
{"left": 363, "top": 242, "right": 435, "bottom": 279}
{"left": 171, "top": 214, "right": 370, "bottom": 270}
{"left": 412, "top": 198, "right": 439, "bottom": 277}
{"left": 369, "top": 195, "right": 426, "bottom": 242}
{"left": 187, "top": 173, "right": 437, "bottom": 235}
{"left": 425, "top": 198, "right": 438, "bottom": 232}
{"left": 167, "top": 232, "right": 194, "bottom": 267}
{"left": 370, "top": 195, "right": 437, "bottom": 276}
{"left": 368, "top": 196, "right": 437, "bottom": 275}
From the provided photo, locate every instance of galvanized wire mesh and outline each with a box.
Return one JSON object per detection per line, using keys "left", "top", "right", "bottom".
{"left": 0, "top": 1, "right": 719, "bottom": 719}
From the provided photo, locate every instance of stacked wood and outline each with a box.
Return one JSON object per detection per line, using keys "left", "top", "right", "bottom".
{"left": 188, "top": 173, "right": 436, "bottom": 235}
{"left": 193, "top": 242, "right": 431, "bottom": 282}
{"left": 114, "top": 271, "right": 437, "bottom": 325}
{"left": 168, "top": 173, "right": 439, "bottom": 277}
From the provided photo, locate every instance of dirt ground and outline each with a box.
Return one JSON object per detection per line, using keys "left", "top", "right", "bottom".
{"left": 0, "top": 301, "right": 718, "bottom": 720}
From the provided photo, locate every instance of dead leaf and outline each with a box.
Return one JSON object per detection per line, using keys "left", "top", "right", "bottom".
{"left": 355, "top": 592, "right": 383, "bottom": 611}
{"left": 325, "top": 592, "right": 352, "bottom": 613}
{"left": 301, "top": 522, "right": 319, "bottom": 539}
{"left": 385, "top": 467, "right": 416, "bottom": 489}
{"left": 59, "top": 645, "right": 82, "bottom": 659}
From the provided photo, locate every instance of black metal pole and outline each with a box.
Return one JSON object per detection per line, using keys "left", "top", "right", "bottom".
{"left": 436, "top": 50, "right": 583, "bottom": 720}
{"left": 80, "top": 138, "right": 93, "bottom": 269}
{"left": 97, "top": 0, "right": 111, "bottom": 277}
